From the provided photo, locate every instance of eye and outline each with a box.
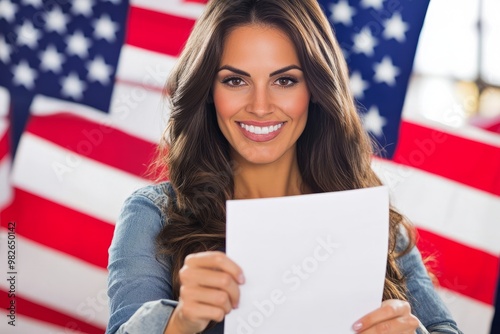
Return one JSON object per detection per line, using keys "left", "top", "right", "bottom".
{"left": 222, "top": 77, "right": 246, "bottom": 87}
{"left": 274, "top": 77, "right": 298, "bottom": 87}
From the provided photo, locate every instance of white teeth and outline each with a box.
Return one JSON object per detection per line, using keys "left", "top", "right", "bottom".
{"left": 240, "top": 122, "right": 283, "bottom": 135}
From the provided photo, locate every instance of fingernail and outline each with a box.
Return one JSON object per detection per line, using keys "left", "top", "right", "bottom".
{"left": 352, "top": 322, "right": 362, "bottom": 331}
{"left": 238, "top": 274, "right": 245, "bottom": 284}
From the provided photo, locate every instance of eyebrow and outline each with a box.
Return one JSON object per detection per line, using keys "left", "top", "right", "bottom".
{"left": 217, "top": 65, "right": 302, "bottom": 77}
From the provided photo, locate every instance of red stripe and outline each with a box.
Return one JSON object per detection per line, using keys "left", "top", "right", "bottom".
{"left": 0, "top": 188, "right": 113, "bottom": 269}
{"left": 115, "top": 78, "right": 164, "bottom": 93}
{"left": 26, "top": 113, "right": 157, "bottom": 179}
{"left": 471, "top": 116, "right": 500, "bottom": 134}
{"left": 416, "top": 228, "right": 499, "bottom": 305}
{"left": 126, "top": 6, "right": 195, "bottom": 56}
{"left": 484, "top": 122, "right": 500, "bottom": 134}
{"left": 0, "top": 125, "right": 9, "bottom": 159}
{"left": 0, "top": 289, "right": 104, "bottom": 333}
{"left": 393, "top": 120, "right": 500, "bottom": 196}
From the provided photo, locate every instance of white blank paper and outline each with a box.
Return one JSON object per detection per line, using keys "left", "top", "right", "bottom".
{"left": 225, "top": 186, "right": 389, "bottom": 334}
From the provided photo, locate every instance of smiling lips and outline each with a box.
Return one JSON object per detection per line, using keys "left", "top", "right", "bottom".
{"left": 238, "top": 121, "right": 285, "bottom": 142}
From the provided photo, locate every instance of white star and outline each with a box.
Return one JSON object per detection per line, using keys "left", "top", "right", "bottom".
{"left": 93, "top": 15, "right": 119, "bottom": 42}
{"left": 72, "top": 0, "right": 94, "bottom": 17}
{"left": 66, "top": 31, "right": 91, "bottom": 58}
{"left": 0, "top": 0, "right": 18, "bottom": 22}
{"left": 45, "top": 7, "right": 69, "bottom": 34}
{"left": 16, "top": 21, "right": 41, "bottom": 49}
{"left": 362, "top": 106, "right": 387, "bottom": 137}
{"left": 361, "top": 0, "right": 385, "bottom": 10}
{"left": 12, "top": 60, "right": 38, "bottom": 89}
{"left": 353, "top": 27, "right": 378, "bottom": 56}
{"left": 383, "top": 13, "right": 409, "bottom": 42}
{"left": 0, "top": 35, "right": 12, "bottom": 63}
{"left": 61, "top": 72, "right": 86, "bottom": 100}
{"left": 105, "top": 0, "right": 121, "bottom": 3}
{"left": 349, "top": 71, "right": 369, "bottom": 99}
{"left": 329, "top": 1, "right": 356, "bottom": 26}
{"left": 21, "top": 0, "right": 42, "bottom": 7}
{"left": 87, "top": 56, "right": 113, "bottom": 85}
{"left": 373, "top": 56, "right": 400, "bottom": 86}
{"left": 40, "top": 45, "right": 65, "bottom": 73}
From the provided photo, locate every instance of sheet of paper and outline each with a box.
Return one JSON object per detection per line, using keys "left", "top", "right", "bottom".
{"left": 225, "top": 186, "right": 389, "bottom": 334}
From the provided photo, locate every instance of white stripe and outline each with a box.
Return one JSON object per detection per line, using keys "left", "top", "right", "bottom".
{"left": 0, "top": 315, "right": 86, "bottom": 334}
{"left": 130, "top": 0, "right": 205, "bottom": 19}
{"left": 372, "top": 158, "right": 500, "bottom": 255}
{"left": 11, "top": 133, "right": 150, "bottom": 224}
{"left": 116, "top": 44, "right": 178, "bottom": 90}
{"left": 436, "top": 288, "right": 494, "bottom": 334}
{"left": 403, "top": 112, "right": 500, "bottom": 148}
{"left": 30, "top": 91, "right": 167, "bottom": 144}
{"left": 31, "top": 94, "right": 107, "bottom": 116}
{"left": 0, "top": 229, "right": 109, "bottom": 328}
{"left": 0, "top": 86, "right": 8, "bottom": 117}
{"left": 109, "top": 79, "right": 168, "bottom": 144}
{"left": 0, "top": 156, "right": 12, "bottom": 209}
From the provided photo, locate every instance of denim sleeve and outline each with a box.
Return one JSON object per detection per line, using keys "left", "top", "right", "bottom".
{"left": 106, "top": 185, "right": 178, "bottom": 334}
{"left": 397, "top": 242, "right": 463, "bottom": 334}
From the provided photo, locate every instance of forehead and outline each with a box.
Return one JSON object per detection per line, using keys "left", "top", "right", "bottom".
{"left": 219, "top": 24, "right": 300, "bottom": 67}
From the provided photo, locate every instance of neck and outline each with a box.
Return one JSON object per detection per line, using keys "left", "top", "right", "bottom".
{"left": 232, "top": 149, "right": 308, "bottom": 199}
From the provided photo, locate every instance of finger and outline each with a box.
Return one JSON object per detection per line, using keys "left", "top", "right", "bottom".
{"left": 356, "top": 314, "right": 419, "bottom": 333}
{"left": 353, "top": 300, "right": 410, "bottom": 332}
{"left": 177, "top": 299, "right": 227, "bottom": 324}
{"left": 180, "top": 267, "right": 241, "bottom": 308}
{"left": 180, "top": 285, "right": 233, "bottom": 314}
{"left": 185, "top": 251, "right": 245, "bottom": 284}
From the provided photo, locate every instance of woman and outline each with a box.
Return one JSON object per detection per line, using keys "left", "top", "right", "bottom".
{"left": 107, "top": 0, "right": 462, "bottom": 333}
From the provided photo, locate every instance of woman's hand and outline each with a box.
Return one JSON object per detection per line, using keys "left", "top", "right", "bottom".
{"left": 164, "top": 251, "right": 245, "bottom": 334}
{"left": 352, "top": 299, "right": 420, "bottom": 334}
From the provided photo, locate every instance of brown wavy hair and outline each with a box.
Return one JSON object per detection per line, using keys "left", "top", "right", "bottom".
{"left": 156, "top": 0, "right": 415, "bottom": 303}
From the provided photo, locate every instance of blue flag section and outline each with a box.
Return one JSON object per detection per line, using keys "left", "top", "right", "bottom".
{"left": 318, "top": 0, "right": 430, "bottom": 158}
{"left": 0, "top": 0, "right": 129, "bottom": 154}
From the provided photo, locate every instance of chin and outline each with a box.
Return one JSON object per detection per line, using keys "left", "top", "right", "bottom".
{"left": 240, "top": 151, "right": 284, "bottom": 165}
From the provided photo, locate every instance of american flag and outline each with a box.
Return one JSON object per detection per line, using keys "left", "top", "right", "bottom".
{"left": 0, "top": 0, "right": 498, "bottom": 333}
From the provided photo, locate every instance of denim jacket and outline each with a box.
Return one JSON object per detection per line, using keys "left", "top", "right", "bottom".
{"left": 106, "top": 183, "right": 463, "bottom": 334}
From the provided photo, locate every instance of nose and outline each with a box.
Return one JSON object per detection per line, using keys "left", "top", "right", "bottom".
{"left": 247, "top": 84, "right": 272, "bottom": 117}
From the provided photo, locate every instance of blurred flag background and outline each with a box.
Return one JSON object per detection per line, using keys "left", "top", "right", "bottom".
{"left": 0, "top": 0, "right": 498, "bottom": 333}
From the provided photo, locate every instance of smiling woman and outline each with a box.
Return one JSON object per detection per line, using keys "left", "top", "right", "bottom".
{"left": 213, "top": 25, "right": 310, "bottom": 196}
{"left": 106, "top": 1, "right": 463, "bottom": 334}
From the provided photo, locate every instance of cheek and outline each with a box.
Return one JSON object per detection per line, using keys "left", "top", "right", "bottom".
{"left": 214, "top": 90, "right": 241, "bottom": 123}
{"left": 281, "top": 90, "right": 310, "bottom": 118}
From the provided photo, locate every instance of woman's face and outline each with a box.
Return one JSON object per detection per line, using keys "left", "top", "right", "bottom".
{"left": 213, "top": 24, "right": 310, "bottom": 166}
